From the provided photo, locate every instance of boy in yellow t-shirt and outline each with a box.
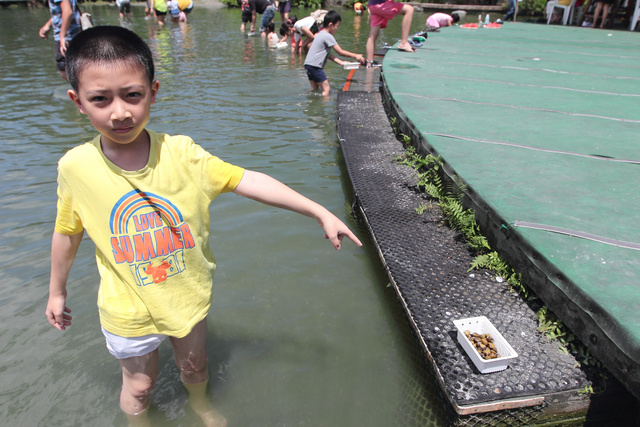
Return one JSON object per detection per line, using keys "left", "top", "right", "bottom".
{"left": 47, "top": 26, "right": 362, "bottom": 425}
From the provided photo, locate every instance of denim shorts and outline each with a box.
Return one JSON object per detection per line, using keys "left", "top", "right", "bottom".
{"left": 102, "top": 326, "right": 167, "bottom": 359}
{"left": 305, "top": 64, "right": 327, "bottom": 83}
{"left": 260, "top": 6, "right": 276, "bottom": 31}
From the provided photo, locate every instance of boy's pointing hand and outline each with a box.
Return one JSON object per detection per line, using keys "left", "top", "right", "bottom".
{"left": 320, "top": 215, "right": 363, "bottom": 250}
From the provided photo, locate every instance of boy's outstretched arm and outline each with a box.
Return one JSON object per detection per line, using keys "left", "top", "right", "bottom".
{"left": 46, "top": 230, "right": 83, "bottom": 330}
{"left": 233, "top": 170, "right": 363, "bottom": 250}
{"left": 332, "top": 44, "right": 365, "bottom": 64}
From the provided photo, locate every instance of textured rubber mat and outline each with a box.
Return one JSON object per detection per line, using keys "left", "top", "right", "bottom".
{"left": 337, "top": 90, "right": 592, "bottom": 413}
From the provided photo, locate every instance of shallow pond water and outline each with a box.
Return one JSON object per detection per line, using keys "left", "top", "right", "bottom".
{"left": 0, "top": 4, "right": 446, "bottom": 426}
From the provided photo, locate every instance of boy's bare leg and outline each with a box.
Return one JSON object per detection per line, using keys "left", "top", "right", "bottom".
{"left": 170, "top": 318, "right": 209, "bottom": 384}
{"left": 170, "top": 319, "right": 226, "bottom": 427}
{"left": 120, "top": 349, "right": 159, "bottom": 426}
{"left": 366, "top": 25, "right": 381, "bottom": 62}
{"left": 319, "top": 80, "right": 331, "bottom": 96}
{"left": 397, "top": 4, "right": 414, "bottom": 52}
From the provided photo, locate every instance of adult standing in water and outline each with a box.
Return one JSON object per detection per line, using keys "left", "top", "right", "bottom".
{"left": 248, "top": 0, "right": 276, "bottom": 36}
{"left": 277, "top": 0, "right": 291, "bottom": 23}
{"left": 38, "top": 0, "right": 82, "bottom": 81}
{"left": 365, "top": 0, "right": 415, "bottom": 65}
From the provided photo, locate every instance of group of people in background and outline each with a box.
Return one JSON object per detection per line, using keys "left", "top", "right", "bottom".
{"left": 151, "top": 0, "right": 194, "bottom": 24}
{"left": 39, "top": 0, "right": 197, "bottom": 82}
{"left": 237, "top": 0, "right": 418, "bottom": 95}
{"left": 40, "top": 0, "right": 419, "bottom": 96}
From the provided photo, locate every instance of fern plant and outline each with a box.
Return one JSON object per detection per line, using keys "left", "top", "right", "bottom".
{"left": 396, "top": 141, "right": 605, "bottom": 385}
{"left": 395, "top": 146, "right": 528, "bottom": 297}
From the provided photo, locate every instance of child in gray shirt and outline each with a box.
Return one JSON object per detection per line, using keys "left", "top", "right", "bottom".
{"left": 303, "top": 10, "right": 365, "bottom": 96}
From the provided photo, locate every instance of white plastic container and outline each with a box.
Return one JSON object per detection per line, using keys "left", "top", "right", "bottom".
{"left": 454, "top": 316, "right": 518, "bottom": 373}
{"left": 276, "top": 42, "right": 288, "bottom": 49}
{"left": 342, "top": 61, "right": 360, "bottom": 70}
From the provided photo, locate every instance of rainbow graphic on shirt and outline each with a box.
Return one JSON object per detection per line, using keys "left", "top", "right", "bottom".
{"left": 109, "top": 189, "right": 195, "bottom": 286}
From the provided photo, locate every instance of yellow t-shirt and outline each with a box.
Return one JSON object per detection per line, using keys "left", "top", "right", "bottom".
{"left": 55, "top": 130, "right": 245, "bottom": 338}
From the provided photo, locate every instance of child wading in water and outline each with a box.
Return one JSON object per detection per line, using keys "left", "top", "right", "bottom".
{"left": 303, "top": 10, "right": 365, "bottom": 96}
{"left": 46, "top": 26, "right": 362, "bottom": 426}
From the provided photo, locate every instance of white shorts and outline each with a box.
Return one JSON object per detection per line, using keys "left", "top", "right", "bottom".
{"left": 102, "top": 327, "right": 168, "bottom": 359}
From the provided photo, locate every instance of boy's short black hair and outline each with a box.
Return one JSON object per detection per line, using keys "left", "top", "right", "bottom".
{"left": 451, "top": 12, "right": 460, "bottom": 23}
{"left": 65, "top": 26, "right": 155, "bottom": 92}
{"left": 323, "top": 10, "right": 341, "bottom": 27}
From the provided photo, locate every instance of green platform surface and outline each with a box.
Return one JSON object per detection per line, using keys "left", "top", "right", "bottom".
{"left": 382, "top": 23, "right": 640, "bottom": 393}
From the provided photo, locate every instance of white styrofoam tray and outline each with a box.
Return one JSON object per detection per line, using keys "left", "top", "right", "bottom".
{"left": 342, "top": 61, "right": 361, "bottom": 70}
{"left": 453, "top": 316, "right": 518, "bottom": 374}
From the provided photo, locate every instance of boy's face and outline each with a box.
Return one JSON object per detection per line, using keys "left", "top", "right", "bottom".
{"left": 68, "top": 62, "right": 159, "bottom": 149}
{"left": 326, "top": 21, "right": 340, "bottom": 35}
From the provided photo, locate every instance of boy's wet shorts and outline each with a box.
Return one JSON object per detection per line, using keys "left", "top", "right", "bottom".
{"left": 55, "top": 40, "right": 66, "bottom": 71}
{"left": 102, "top": 326, "right": 168, "bottom": 359}
{"left": 305, "top": 65, "right": 327, "bottom": 83}
{"left": 369, "top": 0, "right": 404, "bottom": 29}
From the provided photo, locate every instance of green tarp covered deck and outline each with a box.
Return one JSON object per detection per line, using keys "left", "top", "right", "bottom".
{"left": 380, "top": 23, "right": 640, "bottom": 399}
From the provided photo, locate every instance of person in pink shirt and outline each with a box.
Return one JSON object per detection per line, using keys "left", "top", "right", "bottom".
{"left": 366, "top": 0, "right": 415, "bottom": 64}
{"left": 426, "top": 12, "right": 460, "bottom": 29}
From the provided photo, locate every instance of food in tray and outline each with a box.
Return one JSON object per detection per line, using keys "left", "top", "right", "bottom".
{"left": 464, "top": 330, "right": 500, "bottom": 359}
